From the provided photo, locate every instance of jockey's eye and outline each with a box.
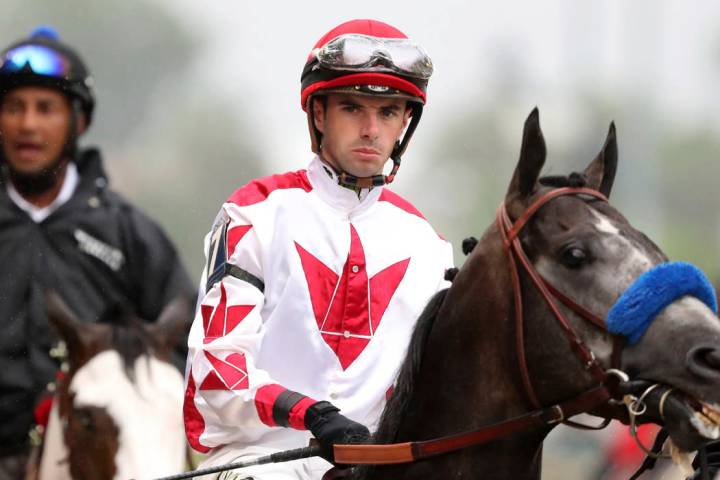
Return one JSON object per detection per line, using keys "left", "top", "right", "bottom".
{"left": 561, "top": 246, "right": 587, "bottom": 268}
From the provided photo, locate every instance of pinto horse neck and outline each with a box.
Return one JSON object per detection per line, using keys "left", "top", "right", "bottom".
{"left": 38, "top": 294, "right": 190, "bottom": 480}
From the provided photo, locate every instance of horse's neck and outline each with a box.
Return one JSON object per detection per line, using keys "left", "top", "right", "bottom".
{"left": 402, "top": 229, "right": 529, "bottom": 427}
{"left": 384, "top": 228, "right": 550, "bottom": 478}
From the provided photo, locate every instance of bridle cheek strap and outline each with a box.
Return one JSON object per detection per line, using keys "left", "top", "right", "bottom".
{"left": 497, "top": 187, "right": 611, "bottom": 410}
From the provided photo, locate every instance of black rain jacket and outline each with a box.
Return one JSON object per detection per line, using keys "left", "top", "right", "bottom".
{"left": 0, "top": 148, "right": 195, "bottom": 456}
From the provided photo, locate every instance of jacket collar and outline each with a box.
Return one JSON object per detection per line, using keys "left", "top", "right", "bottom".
{"left": 306, "top": 156, "right": 382, "bottom": 214}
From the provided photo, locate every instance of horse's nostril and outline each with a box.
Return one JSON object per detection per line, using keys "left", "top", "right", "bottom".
{"left": 688, "top": 345, "right": 720, "bottom": 380}
{"left": 705, "top": 350, "right": 720, "bottom": 370}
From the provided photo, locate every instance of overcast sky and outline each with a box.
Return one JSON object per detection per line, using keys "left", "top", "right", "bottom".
{"left": 149, "top": 0, "right": 720, "bottom": 175}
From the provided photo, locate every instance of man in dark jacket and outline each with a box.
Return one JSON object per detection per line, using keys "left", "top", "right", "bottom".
{"left": 0, "top": 27, "right": 195, "bottom": 479}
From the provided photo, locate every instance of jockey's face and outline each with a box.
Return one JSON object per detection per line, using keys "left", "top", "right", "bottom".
{"left": 0, "top": 86, "right": 81, "bottom": 176}
{"left": 313, "top": 93, "right": 410, "bottom": 179}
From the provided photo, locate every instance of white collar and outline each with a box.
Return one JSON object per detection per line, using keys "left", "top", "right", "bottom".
{"left": 7, "top": 162, "right": 80, "bottom": 223}
{"left": 306, "top": 156, "right": 382, "bottom": 214}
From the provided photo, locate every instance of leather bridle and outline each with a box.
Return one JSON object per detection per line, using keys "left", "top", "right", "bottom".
{"left": 497, "top": 186, "right": 621, "bottom": 410}
{"left": 333, "top": 186, "right": 627, "bottom": 465}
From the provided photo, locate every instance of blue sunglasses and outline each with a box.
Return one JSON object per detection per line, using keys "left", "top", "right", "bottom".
{"left": 0, "top": 44, "right": 70, "bottom": 78}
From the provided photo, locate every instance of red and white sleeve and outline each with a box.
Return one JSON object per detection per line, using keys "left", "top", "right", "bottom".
{"left": 183, "top": 205, "right": 318, "bottom": 453}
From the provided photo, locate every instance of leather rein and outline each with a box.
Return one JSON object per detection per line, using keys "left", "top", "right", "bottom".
{"left": 334, "top": 186, "right": 625, "bottom": 466}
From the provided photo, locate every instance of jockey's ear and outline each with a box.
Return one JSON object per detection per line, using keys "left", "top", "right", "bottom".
{"left": 45, "top": 290, "right": 102, "bottom": 370}
{"left": 583, "top": 122, "right": 618, "bottom": 198}
{"left": 505, "top": 107, "right": 546, "bottom": 219}
{"left": 147, "top": 296, "right": 193, "bottom": 359}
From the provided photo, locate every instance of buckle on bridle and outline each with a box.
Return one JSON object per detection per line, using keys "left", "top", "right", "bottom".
{"left": 547, "top": 405, "right": 565, "bottom": 424}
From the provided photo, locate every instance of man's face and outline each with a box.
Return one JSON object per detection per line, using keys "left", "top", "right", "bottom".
{"left": 313, "top": 93, "right": 411, "bottom": 178}
{"left": 0, "top": 86, "right": 75, "bottom": 175}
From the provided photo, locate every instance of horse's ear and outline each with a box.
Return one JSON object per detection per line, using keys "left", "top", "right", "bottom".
{"left": 505, "top": 108, "right": 547, "bottom": 211}
{"left": 45, "top": 291, "right": 95, "bottom": 369}
{"left": 147, "top": 296, "right": 192, "bottom": 358}
{"left": 583, "top": 122, "right": 618, "bottom": 198}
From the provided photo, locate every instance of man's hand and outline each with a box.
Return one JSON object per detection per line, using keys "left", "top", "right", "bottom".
{"left": 305, "top": 401, "right": 370, "bottom": 464}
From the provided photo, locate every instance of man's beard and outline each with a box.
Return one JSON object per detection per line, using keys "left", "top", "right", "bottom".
{"left": 5, "top": 153, "right": 68, "bottom": 197}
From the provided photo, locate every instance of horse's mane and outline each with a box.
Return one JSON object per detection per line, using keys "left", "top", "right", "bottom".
{"left": 372, "top": 288, "right": 449, "bottom": 444}
{"left": 97, "top": 303, "right": 155, "bottom": 380}
{"left": 538, "top": 172, "right": 587, "bottom": 188}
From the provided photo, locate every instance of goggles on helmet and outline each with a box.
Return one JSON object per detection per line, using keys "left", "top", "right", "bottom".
{"left": 0, "top": 44, "right": 72, "bottom": 79}
{"left": 313, "top": 33, "right": 433, "bottom": 80}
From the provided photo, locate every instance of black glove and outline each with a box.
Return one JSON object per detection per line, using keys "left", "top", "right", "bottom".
{"left": 305, "top": 401, "right": 371, "bottom": 463}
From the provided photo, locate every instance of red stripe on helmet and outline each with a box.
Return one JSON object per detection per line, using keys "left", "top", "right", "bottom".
{"left": 301, "top": 72, "right": 426, "bottom": 110}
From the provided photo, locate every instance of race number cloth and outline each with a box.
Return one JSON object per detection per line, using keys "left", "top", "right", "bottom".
{"left": 183, "top": 156, "right": 453, "bottom": 456}
{"left": 607, "top": 262, "right": 718, "bottom": 344}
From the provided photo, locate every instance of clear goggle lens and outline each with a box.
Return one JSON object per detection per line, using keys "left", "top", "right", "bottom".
{"left": 0, "top": 44, "right": 70, "bottom": 78}
{"left": 315, "top": 34, "right": 433, "bottom": 80}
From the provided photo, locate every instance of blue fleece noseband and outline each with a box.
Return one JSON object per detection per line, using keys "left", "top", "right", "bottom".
{"left": 607, "top": 262, "right": 717, "bottom": 344}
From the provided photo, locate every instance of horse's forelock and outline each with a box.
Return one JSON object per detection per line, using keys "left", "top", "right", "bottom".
{"left": 111, "top": 322, "right": 156, "bottom": 381}
{"left": 97, "top": 303, "right": 155, "bottom": 381}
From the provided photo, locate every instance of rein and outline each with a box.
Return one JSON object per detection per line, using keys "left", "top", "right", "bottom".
{"left": 332, "top": 187, "right": 625, "bottom": 466}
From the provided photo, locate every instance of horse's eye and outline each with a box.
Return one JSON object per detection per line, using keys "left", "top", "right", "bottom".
{"left": 562, "top": 247, "right": 587, "bottom": 268}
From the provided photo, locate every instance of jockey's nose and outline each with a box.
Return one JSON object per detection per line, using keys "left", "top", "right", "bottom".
{"left": 687, "top": 344, "right": 720, "bottom": 381}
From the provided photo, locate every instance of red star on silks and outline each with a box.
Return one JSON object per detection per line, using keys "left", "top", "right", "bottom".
{"left": 201, "top": 282, "right": 255, "bottom": 344}
{"left": 199, "top": 351, "right": 249, "bottom": 391}
{"left": 295, "top": 225, "right": 410, "bottom": 370}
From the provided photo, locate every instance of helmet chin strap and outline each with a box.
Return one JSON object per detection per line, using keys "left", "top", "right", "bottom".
{"left": 316, "top": 102, "right": 423, "bottom": 190}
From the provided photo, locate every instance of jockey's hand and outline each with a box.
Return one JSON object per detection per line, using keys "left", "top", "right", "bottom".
{"left": 305, "top": 401, "right": 370, "bottom": 464}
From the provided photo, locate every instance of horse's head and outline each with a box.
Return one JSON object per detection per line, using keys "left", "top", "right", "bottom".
{"left": 503, "top": 108, "right": 720, "bottom": 452}
{"left": 45, "top": 292, "right": 191, "bottom": 480}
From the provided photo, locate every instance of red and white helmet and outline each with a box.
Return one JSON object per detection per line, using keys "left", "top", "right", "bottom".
{"left": 301, "top": 19, "right": 433, "bottom": 187}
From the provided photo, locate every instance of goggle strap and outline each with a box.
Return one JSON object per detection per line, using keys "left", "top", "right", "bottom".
{"left": 301, "top": 61, "right": 428, "bottom": 97}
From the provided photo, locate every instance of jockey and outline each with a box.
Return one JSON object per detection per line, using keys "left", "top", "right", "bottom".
{"left": 184, "top": 19, "right": 453, "bottom": 479}
{"left": 0, "top": 27, "right": 195, "bottom": 479}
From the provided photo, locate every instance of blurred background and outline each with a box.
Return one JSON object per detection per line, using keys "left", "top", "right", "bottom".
{"left": 2, "top": 0, "right": 718, "bottom": 478}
